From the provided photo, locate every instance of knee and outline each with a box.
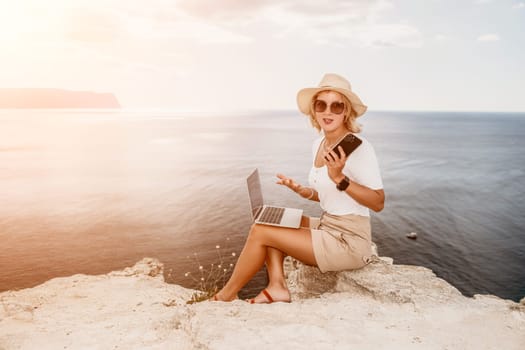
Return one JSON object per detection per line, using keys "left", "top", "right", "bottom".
{"left": 248, "top": 223, "right": 266, "bottom": 242}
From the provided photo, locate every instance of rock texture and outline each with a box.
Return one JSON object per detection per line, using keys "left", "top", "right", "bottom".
{"left": 1, "top": 257, "right": 524, "bottom": 350}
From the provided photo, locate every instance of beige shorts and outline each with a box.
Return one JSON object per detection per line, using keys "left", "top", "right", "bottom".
{"left": 310, "top": 212, "right": 373, "bottom": 273}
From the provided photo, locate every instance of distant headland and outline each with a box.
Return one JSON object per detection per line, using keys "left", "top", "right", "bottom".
{"left": 0, "top": 88, "right": 121, "bottom": 108}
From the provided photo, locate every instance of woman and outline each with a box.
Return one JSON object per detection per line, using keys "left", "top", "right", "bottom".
{"left": 212, "top": 73, "right": 385, "bottom": 303}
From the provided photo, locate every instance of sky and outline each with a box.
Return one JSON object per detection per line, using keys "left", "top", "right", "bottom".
{"left": 0, "top": 0, "right": 524, "bottom": 112}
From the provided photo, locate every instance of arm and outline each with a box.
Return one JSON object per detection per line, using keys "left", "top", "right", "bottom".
{"left": 325, "top": 146, "right": 385, "bottom": 212}
{"left": 331, "top": 173, "right": 384, "bottom": 212}
{"left": 276, "top": 174, "right": 320, "bottom": 202}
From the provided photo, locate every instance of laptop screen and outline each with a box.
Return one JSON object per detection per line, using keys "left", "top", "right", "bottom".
{"left": 246, "top": 168, "right": 264, "bottom": 219}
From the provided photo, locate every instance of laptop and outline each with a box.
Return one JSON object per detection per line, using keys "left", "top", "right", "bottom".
{"left": 246, "top": 168, "right": 303, "bottom": 228}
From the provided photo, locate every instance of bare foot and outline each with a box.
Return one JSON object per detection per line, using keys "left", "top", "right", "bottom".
{"left": 209, "top": 292, "right": 239, "bottom": 302}
{"left": 248, "top": 285, "right": 291, "bottom": 304}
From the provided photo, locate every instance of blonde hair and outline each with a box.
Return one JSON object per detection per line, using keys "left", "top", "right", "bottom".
{"left": 307, "top": 91, "right": 362, "bottom": 133}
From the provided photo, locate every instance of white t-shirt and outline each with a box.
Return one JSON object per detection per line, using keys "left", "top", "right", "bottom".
{"left": 308, "top": 134, "right": 383, "bottom": 217}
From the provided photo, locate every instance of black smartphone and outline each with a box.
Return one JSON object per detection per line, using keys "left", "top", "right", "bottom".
{"left": 325, "top": 134, "right": 362, "bottom": 160}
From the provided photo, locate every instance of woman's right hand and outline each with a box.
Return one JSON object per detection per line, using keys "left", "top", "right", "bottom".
{"left": 277, "top": 173, "right": 317, "bottom": 200}
{"left": 276, "top": 173, "right": 302, "bottom": 193}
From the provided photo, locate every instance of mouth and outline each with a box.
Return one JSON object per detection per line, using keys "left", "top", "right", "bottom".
{"left": 322, "top": 118, "right": 334, "bottom": 125}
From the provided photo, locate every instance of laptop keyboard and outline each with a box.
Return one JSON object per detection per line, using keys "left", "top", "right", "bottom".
{"left": 258, "top": 206, "right": 285, "bottom": 224}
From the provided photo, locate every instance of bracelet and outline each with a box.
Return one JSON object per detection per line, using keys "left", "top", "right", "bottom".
{"left": 306, "top": 188, "right": 315, "bottom": 200}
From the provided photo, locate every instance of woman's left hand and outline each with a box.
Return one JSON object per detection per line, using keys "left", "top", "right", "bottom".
{"left": 323, "top": 146, "right": 347, "bottom": 183}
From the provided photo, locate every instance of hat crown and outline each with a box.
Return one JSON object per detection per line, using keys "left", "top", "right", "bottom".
{"left": 318, "top": 73, "right": 352, "bottom": 91}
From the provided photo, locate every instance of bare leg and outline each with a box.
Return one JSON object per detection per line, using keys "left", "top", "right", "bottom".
{"left": 265, "top": 247, "right": 286, "bottom": 288}
{"left": 300, "top": 215, "right": 310, "bottom": 228}
{"left": 214, "top": 223, "right": 317, "bottom": 301}
{"left": 247, "top": 247, "right": 290, "bottom": 303}
{"left": 249, "top": 216, "right": 313, "bottom": 303}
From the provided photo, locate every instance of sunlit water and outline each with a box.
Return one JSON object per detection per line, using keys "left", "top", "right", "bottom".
{"left": 1, "top": 109, "right": 524, "bottom": 301}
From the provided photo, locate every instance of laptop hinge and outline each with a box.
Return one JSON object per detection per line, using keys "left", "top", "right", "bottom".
{"left": 254, "top": 206, "right": 263, "bottom": 220}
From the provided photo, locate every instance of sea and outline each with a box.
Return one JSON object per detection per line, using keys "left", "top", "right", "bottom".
{"left": 0, "top": 109, "right": 524, "bottom": 301}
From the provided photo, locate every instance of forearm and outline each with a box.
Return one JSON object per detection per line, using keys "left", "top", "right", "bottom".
{"left": 295, "top": 185, "right": 320, "bottom": 202}
{"left": 332, "top": 174, "right": 385, "bottom": 212}
{"left": 276, "top": 174, "right": 320, "bottom": 202}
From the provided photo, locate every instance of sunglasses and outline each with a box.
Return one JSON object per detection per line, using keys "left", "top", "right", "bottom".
{"left": 313, "top": 100, "right": 345, "bottom": 114}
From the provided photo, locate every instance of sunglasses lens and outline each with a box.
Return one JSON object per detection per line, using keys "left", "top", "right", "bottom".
{"left": 314, "top": 100, "right": 327, "bottom": 112}
{"left": 330, "top": 102, "right": 345, "bottom": 114}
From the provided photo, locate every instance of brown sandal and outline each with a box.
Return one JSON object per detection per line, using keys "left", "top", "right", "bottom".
{"left": 249, "top": 289, "right": 275, "bottom": 304}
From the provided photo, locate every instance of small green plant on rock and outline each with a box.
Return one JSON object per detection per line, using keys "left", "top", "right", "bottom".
{"left": 184, "top": 239, "right": 237, "bottom": 304}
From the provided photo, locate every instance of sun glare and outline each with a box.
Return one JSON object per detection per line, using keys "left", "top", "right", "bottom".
{"left": 0, "top": 1, "right": 67, "bottom": 44}
{"left": 0, "top": 3, "right": 28, "bottom": 42}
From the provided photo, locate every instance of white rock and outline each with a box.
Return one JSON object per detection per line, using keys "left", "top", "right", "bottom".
{"left": 0, "top": 257, "right": 524, "bottom": 350}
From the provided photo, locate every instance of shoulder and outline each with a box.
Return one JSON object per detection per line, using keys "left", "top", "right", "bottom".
{"left": 354, "top": 133, "right": 374, "bottom": 150}
{"left": 351, "top": 133, "right": 378, "bottom": 159}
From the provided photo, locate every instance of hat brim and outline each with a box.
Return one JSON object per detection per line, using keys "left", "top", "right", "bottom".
{"left": 297, "top": 87, "right": 367, "bottom": 117}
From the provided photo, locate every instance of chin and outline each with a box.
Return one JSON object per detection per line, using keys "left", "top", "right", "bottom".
{"left": 321, "top": 124, "right": 340, "bottom": 133}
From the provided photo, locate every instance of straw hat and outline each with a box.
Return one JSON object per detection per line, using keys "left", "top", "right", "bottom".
{"left": 296, "top": 73, "right": 367, "bottom": 117}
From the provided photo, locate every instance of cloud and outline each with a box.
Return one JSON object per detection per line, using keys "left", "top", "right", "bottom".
{"left": 176, "top": 0, "right": 422, "bottom": 48}
{"left": 350, "top": 23, "right": 423, "bottom": 48}
{"left": 118, "top": 9, "right": 252, "bottom": 44}
{"left": 280, "top": 0, "right": 389, "bottom": 16}
{"left": 477, "top": 34, "right": 500, "bottom": 42}
{"left": 0, "top": 0, "right": 249, "bottom": 47}
{"left": 2, "top": 0, "right": 420, "bottom": 49}
{"left": 278, "top": 1, "right": 422, "bottom": 48}
{"left": 513, "top": 2, "right": 525, "bottom": 9}
{"left": 64, "top": 8, "right": 121, "bottom": 43}
{"left": 177, "top": 0, "right": 388, "bottom": 19}
{"left": 1, "top": 0, "right": 255, "bottom": 90}
{"left": 177, "top": 0, "right": 273, "bottom": 20}
{"left": 60, "top": 1, "right": 252, "bottom": 45}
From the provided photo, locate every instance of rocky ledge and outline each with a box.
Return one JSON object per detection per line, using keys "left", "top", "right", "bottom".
{"left": 1, "top": 257, "right": 524, "bottom": 349}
